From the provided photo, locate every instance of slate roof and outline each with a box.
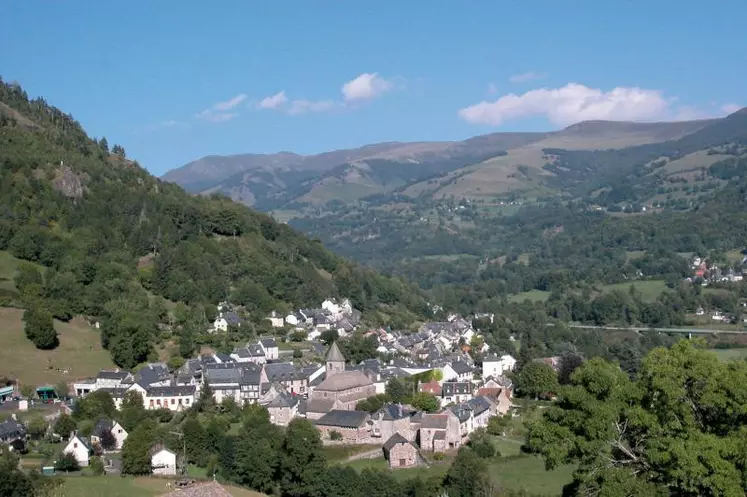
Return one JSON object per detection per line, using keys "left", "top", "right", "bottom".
{"left": 306, "top": 398, "right": 336, "bottom": 414}
{"left": 382, "top": 433, "right": 414, "bottom": 455}
{"left": 205, "top": 367, "right": 242, "bottom": 384}
{"left": 96, "top": 370, "right": 130, "bottom": 381}
{"left": 0, "top": 420, "right": 26, "bottom": 440}
{"left": 267, "top": 391, "right": 299, "bottom": 409}
{"left": 241, "top": 366, "right": 262, "bottom": 386}
{"left": 467, "top": 396, "right": 493, "bottom": 416}
{"left": 223, "top": 311, "right": 241, "bottom": 325}
{"left": 264, "top": 362, "right": 306, "bottom": 382}
{"left": 315, "top": 410, "right": 370, "bottom": 428}
{"left": 246, "top": 344, "right": 264, "bottom": 357}
{"left": 315, "top": 370, "right": 372, "bottom": 392}
{"left": 442, "top": 382, "right": 472, "bottom": 396}
{"left": 147, "top": 386, "right": 196, "bottom": 397}
{"left": 449, "top": 361, "right": 473, "bottom": 375}
{"left": 374, "top": 403, "right": 412, "bottom": 421}
{"left": 449, "top": 404, "right": 473, "bottom": 423}
{"left": 260, "top": 338, "right": 277, "bottom": 348}
{"left": 325, "top": 342, "right": 346, "bottom": 362}
{"left": 136, "top": 363, "right": 170, "bottom": 386}
{"left": 92, "top": 419, "right": 114, "bottom": 438}
{"left": 420, "top": 414, "right": 448, "bottom": 429}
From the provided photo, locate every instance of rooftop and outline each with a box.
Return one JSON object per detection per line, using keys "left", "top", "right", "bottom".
{"left": 315, "top": 410, "right": 370, "bottom": 428}
{"left": 326, "top": 342, "right": 346, "bottom": 363}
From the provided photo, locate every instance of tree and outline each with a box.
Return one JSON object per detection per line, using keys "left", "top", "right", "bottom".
{"left": 73, "top": 390, "right": 116, "bottom": 421}
{"left": 122, "top": 420, "right": 157, "bottom": 475}
{"left": 112, "top": 144, "right": 126, "bottom": 157}
{"left": 55, "top": 451, "right": 81, "bottom": 472}
{"left": 356, "top": 394, "right": 389, "bottom": 413}
{"left": 526, "top": 341, "right": 747, "bottom": 496}
{"left": 99, "top": 429, "right": 117, "bottom": 451}
{"left": 0, "top": 447, "right": 34, "bottom": 497}
{"left": 99, "top": 137, "right": 109, "bottom": 152}
{"left": 466, "top": 428, "right": 496, "bottom": 459}
{"left": 22, "top": 306, "right": 58, "bottom": 349}
{"left": 26, "top": 417, "right": 48, "bottom": 440}
{"left": 90, "top": 456, "right": 105, "bottom": 475}
{"left": 279, "top": 419, "right": 327, "bottom": 497}
{"left": 557, "top": 352, "right": 584, "bottom": 385}
{"left": 444, "top": 447, "right": 488, "bottom": 497}
{"left": 410, "top": 392, "right": 440, "bottom": 413}
{"left": 486, "top": 413, "right": 511, "bottom": 437}
{"left": 516, "top": 361, "right": 558, "bottom": 399}
{"left": 385, "top": 379, "right": 408, "bottom": 404}
{"left": 320, "top": 329, "right": 339, "bottom": 346}
{"left": 182, "top": 416, "right": 210, "bottom": 466}
{"left": 54, "top": 414, "right": 76, "bottom": 437}
{"left": 55, "top": 381, "right": 69, "bottom": 399}
{"left": 234, "top": 421, "right": 283, "bottom": 494}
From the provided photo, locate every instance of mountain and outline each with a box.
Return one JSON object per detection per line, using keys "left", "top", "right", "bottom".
{"left": 164, "top": 118, "right": 715, "bottom": 209}
{"left": 0, "top": 79, "right": 427, "bottom": 368}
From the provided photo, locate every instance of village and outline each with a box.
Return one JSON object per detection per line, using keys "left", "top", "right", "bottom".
{"left": 0, "top": 297, "right": 536, "bottom": 479}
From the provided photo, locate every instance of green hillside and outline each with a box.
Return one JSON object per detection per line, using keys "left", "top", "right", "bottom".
{"left": 0, "top": 79, "right": 427, "bottom": 368}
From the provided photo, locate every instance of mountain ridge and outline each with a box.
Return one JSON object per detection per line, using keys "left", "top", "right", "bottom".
{"left": 164, "top": 116, "right": 724, "bottom": 209}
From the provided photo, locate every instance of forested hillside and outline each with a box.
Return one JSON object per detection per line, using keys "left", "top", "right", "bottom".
{"left": 0, "top": 79, "right": 427, "bottom": 367}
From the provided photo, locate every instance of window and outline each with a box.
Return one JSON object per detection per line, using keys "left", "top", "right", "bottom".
{"left": 117, "top": 429, "right": 122, "bottom": 434}
{"left": 74, "top": 443, "right": 78, "bottom": 448}
{"left": 399, "top": 459, "right": 406, "bottom": 467}
{"left": 171, "top": 399, "right": 175, "bottom": 405}
{"left": 185, "top": 399, "right": 190, "bottom": 404}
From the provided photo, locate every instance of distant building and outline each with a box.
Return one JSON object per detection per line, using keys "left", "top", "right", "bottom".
{"left": 151, "top": 445, "right": 177, "bottom": 476}
{"left": 62, "top": 432, "right": 91, "bottom": 467}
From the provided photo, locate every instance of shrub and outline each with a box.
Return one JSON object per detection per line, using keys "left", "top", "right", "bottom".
{"left": 329, "top": 430, "right": 343, "bottom": 441}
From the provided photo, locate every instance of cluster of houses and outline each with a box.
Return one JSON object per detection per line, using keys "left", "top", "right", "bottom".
{"left": 1, "top": 305, "right": 526, "bottom": 473}
{"left": 688, "top": 256, "right": 745, "bottom": 285}
{"left": 266, "top": 298, "right": 362, "bottom": 340}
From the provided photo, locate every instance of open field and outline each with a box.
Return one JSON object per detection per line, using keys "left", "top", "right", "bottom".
{"left": 58, "top": 476, "right": 266, "bottom": 497}
{"left": 0, "top": 250, "right": 44, "bottom": 294}
{"left": 489, "top": 455, "right": 574, "bottom": 495}
{"left": 709, "top": 348, "right": 747, "bottom": 361}
{"left": 599, "top": 280, "right": 668, "bottom": 302}
{"left": 508, "top": 290, "right": 551, "bottom": 303}
{"left": 0, "top": 307, "right": 116, "bottom": 387}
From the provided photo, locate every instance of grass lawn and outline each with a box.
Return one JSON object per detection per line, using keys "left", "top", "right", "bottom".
{"left": 708, "top": 348, "right": 747, "bottom": 361}
{"left": 58, "top": 476, "right": 267, "bottom": 497}
{"left": 0, "top": 307, "right": 116, "bottom": 387}
{"left": 508, "top": 290, "right": 551, "bottom": 303}
{"left": 342, "top": 454, "right": 454, "bottom": 481}
{"left": 489, "top": 456, "right": 575, "bottom": 495}
{"left": 599, "top": 280, "right": 667, "bottom": 302}
{"left": 322, "top": 444, "right": 382, "bottom": 462}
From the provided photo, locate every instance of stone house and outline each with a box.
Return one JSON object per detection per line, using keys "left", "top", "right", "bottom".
{"left": 262, "top": 363, "right": 309, "bottom": 396}
{"left": 371, "top": 403, "right": 415, "bottom": 442}
{"left": 314, "top": 410, "right": 372, "bottom": 444}
{"left": 418, "top": 411, "right": 461, "bottom": 452}
{"left": 267, "top": 391, "right": 299, "bottom": 426}
{"left": 383, "top": 433, "right": 419, "bottom": 469}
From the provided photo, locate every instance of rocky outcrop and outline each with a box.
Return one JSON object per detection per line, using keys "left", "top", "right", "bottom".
{"left": 53, "top": 165, "right": 84, "bottom": 198}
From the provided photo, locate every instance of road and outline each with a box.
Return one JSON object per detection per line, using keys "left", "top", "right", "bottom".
{"left": 565, "top": 323, "right": 747, "bottom": 335}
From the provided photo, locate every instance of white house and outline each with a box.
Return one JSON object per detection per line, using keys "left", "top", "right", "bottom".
{"left": 482, "top": 355, "right": 517, "bottom": 379}
{"left": 126, "top": 384, "right": 196, "bottom": 411}
{"left": 91, "top": 419, "right": 128, "bottom": 451}
{"left": 321, "top": 299, "right": 342, "bottom": 319}
{"left": 285, "top": 314, "right": 299, "bottom": 327}
{"left": 62, "top": 432, "right": 91, "bottom": 467}
{"left": 151, "top": 446, "right": 177, "bottom": 476}
{"left": 267, "top": 311, "right": 285, "bottom": 328}
{"left": 442, "top": 361, "right": 474, "bottom": 382}
{"left": 259, "top": 338, "right": 279, "bottom": 361}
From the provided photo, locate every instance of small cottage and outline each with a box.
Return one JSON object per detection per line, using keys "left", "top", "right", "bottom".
{"left": 62, "top": 432, "right": 91, "bottom": 467}
{"left": 151, "top": 445, "right": 178, "bottom": 476}
{"left": 382, "top": 433, "right": 419, "bottom": 469}
{"left": 91, "top": 419, "right": 128, "bottom": 451}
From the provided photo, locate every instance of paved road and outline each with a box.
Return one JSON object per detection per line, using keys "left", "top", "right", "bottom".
{"left": 565, "top": 323, "right": 747, "bottom": 335}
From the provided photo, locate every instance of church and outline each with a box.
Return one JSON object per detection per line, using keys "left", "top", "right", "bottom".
{"left": 306, "top": 342, "right": 376, "bottom": 420}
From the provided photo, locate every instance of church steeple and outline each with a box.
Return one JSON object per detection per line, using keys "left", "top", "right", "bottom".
{"left": 325, "top": 342, "right": 346, "bottom": 377}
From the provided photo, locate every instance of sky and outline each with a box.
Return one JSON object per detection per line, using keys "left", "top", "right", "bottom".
{"left": 1, "top": 1, "right": 746, "bottom": 176}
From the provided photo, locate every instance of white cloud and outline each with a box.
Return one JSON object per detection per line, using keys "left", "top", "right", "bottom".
{"left": 258, "top": 91, "right": 288, "bottom": 110}
{"left": 509, "top": 72, "right": 546, "bottom": 83}
{"left": 288, "top": 99, "right": 337, "bottom": 115}
{"left": 458, "top": 83, "right": 673, "bottom": 126}
{"left": 196, "top": 109, "right": 238, "bottom": 122}
{"left": 342, "top": 72, "right": 393, "bottom": 102}
{"left": 196, "top": 94, "right": 247, "bottom": 122}
{"left": 721, "top": 103, "right": 742, "bottom": 115}
{"left": 213, "top": 94, "right": 247, "bottom": 111}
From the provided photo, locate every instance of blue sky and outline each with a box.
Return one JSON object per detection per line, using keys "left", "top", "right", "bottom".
{"left": 1, "top": 1, "right": 745, "bottom": 176}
